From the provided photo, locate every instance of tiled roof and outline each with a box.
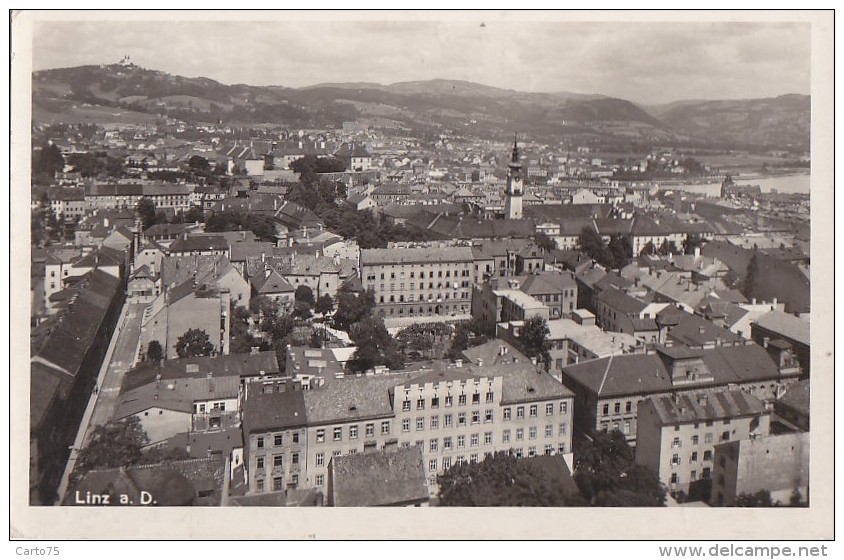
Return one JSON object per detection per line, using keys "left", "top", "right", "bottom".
{"left": 250, "top": 269, "right": 294, "bottom": 294}
{"left": 461, "top": 339, "right": 527, "bottom": 366}
{"left": 329, "top": 446, "right": 429, "bottom": 506}
{"left": 168, "top": 235, "right": 229, "bottom": 254}
{"left": 361, "top": 246, "right": 473, "bottom": 266}
{"left": 753, "top": 310, "right": 810, "bottom": 346}
{"left": 121, "top": 352, "right": 279, "bottom": 393}
{"left": 776, "top": 379, "right": 809, "bottom": 415}
{"left": 302, "top": 375, "right": 400, "bottom": 425}
{"left": 114, "top": 376, "right": 240, "bottom": 420}
{"left": 242, "top": 389, "right": 308, "bottom": 434}
{"left": 596, "top": 286, "right": 647, "bottom": 315}
{"left": 644, "top": 389, "right": 767, "bottom": 425}
{"left": 665, "top": 313, "right": 745, "bottom": 347}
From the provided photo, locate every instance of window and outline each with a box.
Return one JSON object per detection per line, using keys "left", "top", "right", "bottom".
{"left": 316, "top": 429, "right": 325, "bottom": 443}
{"left": 622, "top": 420, "right": 630, "bottom": 435}
{"left": 430, "top": 439, "right": 438, "bottom": 452}
{"left": 602, "top": 403, "right": 610, "bottom": 415}
{"left": 457, "top": 435, "right": 465, "bottom": 449}
{"left": 690, "top": 451, "right": 698, "bottom": 463}
{"left": 416, "top": 417, "right": 424, "bottom": 431}
{"left": 292, "top": 453, "right": 299, "bottom": 465}
{"left": 471, "top": 411, "right": 480, "bottom": 424}
{"left": 546, "top": 403, "right": 554, "bottom": 416}
{"left": 402, "top": 419, "right": 411, "bottom": 432}
{"left": 625, "top": 401, "right": 632, "bottom": 413}
{"left": 417, "top": 398, "right": 425, "bottom": 410}
{"left": 516, "top": 428, "right": 524, "bottom": 441}
{"left": 365, "top": 423, "right": 375, "bottom": 437}
{"left": 485, "top": 391, "right": 494, "bottom": 403}
{"left": 529, "top": 427, "right": 537, "bottom": 440}
{"left": 292, "top": 432, "right": 300, "bottom": 444}
{"left": 721, "top": 431, "right": 730, "bottom": 442}
{"left": 431, "top": 397, "right": 440, "bottom": 408}
{"left": 703, "top": 451, "right": 712, "bottom": 462}
{"left": 545, "top": 444, "right": 554, "bottom": 455}
{"left": 256, "top": 457, "right": 264, "bottom": 469}
{"left": 316, "top": 453, "right": 324, "bottom": 467}
{"left": 381, "top": 421, "right": 391, "bottom": 435}
{"left": 430, "top": 416, "right": 439, "bottom": 429}
{"left": 529, "top": 405, "right": 538, "bottom": 418}
{"left": 444, "top": 414, "right": 453, "bottom": 427}
{"left": 333, "top": 427, "right": 342, "bottom": 441}
{"left": 349, "top": 425, "right": 358, "bottom": 439}
{"left": 545, "top": 424, "right": 553, "bottom": 438}
{"left": 484, "top": 410, "right": 493, "bottom": 423}
{"left": 274, "top": 435, "right": 283, "bottom": 446}
{"left": 429, "top": 459, "right": 438, "bottom": 472}
{"left": 705, "top": 420, "right": 714, "bottom": 427}
{"left": 503, "top": 407, "right": 512, "bottom": 420}
{"left": 515, "top": 448, "right": 524, "bottom": 458}
{"left": 470, "top": 453, "right": 479, "bottom": 464}
{"left": 256, "top": 479, "right": 264, "bottom": 492}
{"left": 528, "top": 447, "right": 537, "bottom": 458}
{"left": 402, "top": 399, "right": 411, "bottom": 412}
{"left": 257, "top": 437, "right": 264, "bottom": 449}
{"left": 458, "top": 394, "right": 467, "bottom": 406}
{"left": 273, "top": 454, "right": 283, "bottom": 467}
{"left": 333, "top": 450, "right": 342, "bottom": 458}
{"left": 445, "top": 395, "right": 453, "bottom": 407}
{"left": 614, "top": 402, "right": 621, "bottom": 414}
{"left": 273, "top": 477, "right": 283, "bottom": 492}
{"left": 517, "top": 406, "right": 525, "bottom": 419}
{"left": 705, "top": 433, "right": 713, "bottom": 444}
{"left": 315, "top": 474, "right": 324, "bottom": 486}
{"left": 484, "top": 432, "right": 492, "bottom": 445}
{"left": 470, "top": 434, "right": 479, "bottom": 447}
{"left": 692, "top": 435, "right": 699, "bottom": 445}
{"left": 472, "top": 393, "right": 481, "bottom": 405}
{"left": 503, "top": 430, "right": 511, "bottom": 443}
{"left": 558, "top": 443, "right": 566, "bottom": 454}
{"left": 672, "top": 437, "right": 682, "bottom": 448}
{"left": 559, "top": 423, "right": 567, "bottom": 436}
{"left": 670, "top": 473, "right": 679, "bottom": 484}
{"left": 443, "top": 437, "right": 452, "bottom": 450}
{"left": 458, "top": 413, "right": 467, "bottom": 426}
{"left": 443, "top": 457, "right": 451, "bottom": 470}
{"left": 674, "top": 425, "right": 680, "bottom": 432}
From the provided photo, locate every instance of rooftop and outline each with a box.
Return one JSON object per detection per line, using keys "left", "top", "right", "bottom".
{"left": 753, "top": 310, "right": 810, "bottom": 346}
{"left": 644, "top": 389, "right": 767, "bottom": 425}
{"left": 329, "top": 446, "right": 429, "bottom": 507}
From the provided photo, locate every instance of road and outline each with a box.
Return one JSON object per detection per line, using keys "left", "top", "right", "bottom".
{"left": 86, "top": 302, "right": 147, "bottom": 430}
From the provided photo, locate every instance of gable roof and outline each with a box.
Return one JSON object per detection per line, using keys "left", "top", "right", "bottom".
{"left": 753, "top": 310, "right": 810, "bottom": 346}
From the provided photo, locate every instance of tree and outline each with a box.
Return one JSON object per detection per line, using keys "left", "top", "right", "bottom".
{"left": 682, "top": 233, "right": 706, "bottom": 255}
{"left": 146, "top": 340, "right": 163, "bottom": 363}
{"left": 188, "top": 155, "right": 211, "bottom": 175}
{"left": 314, "top": 293, "right": 335, "bottom": 315}
{"left": 437, "top": 451, "right": 585, "bottom": 506}
{"left": 574, "top": 430, "right": 667, "bottom": 507}
{"left": 607, "top": 234, "right": 632, "bottom": 269}
{"left": 229, "top": 305, "right": 260, "bottom": 354}
{"left": 333, "top": 288, "right": 374, "bottom": 331}
{"left": 578, "top": 226, "right": 613, "bottom": 268}
{"left": 292, "top": 300, "right": 313, "bottom": 320}
{"left": 348, "top": 316, "right": 404, "bottom": 372}
{"left": 446, "top": 319, "right": 491, "bottom": 360}
{"left": 534, "top": 232, "right": 557, "bottom": 253}
{"left": 742, "top": 249, "right": 761, "bottom": 298}
{"left": 639, "top": 241, "right": 657, "bottom": 256}
{"left": 75, "top": 417, "right": 149, "bottom": 473}
{"left": 294, "top": 285, "right": 315, "bottom": 307}
{"left": 658, "top": 239, "right": 680, "bottom": 256}
{"left": 736, "top": 490, "right": 774, "bottom": 507}
{"left": 33, "top": 140, "right": 65, "bottom": 179}
{"left": 518, "top": 316, "right": 552, "bottom": 369}
{"left": 183, "top": 206, "right": 205, "bottom": 224}
{"left": 136, "top": 197, "right": 158, "bottom": 230}
{"left": 174, "top": 328, "right": 214, "bottom": 358}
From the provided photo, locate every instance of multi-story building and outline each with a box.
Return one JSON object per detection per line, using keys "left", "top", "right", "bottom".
{"left": 360, "top": 246, "right": 475, "bottom": 318}
{"left": 635, "top": 389, "right": 770, "bottom": 501}
{"left": 561, "top": 343, "right": 801, "bottom": 444}
{"left": 241, "top": 362, "right": 574, "bottom": 496}
{"left": 711, "top": 431, "right": 809, "bottom": 507}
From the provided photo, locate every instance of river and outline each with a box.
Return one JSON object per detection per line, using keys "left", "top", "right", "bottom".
{"left": 667, "top": 173, "right": 811, "bottom": 197}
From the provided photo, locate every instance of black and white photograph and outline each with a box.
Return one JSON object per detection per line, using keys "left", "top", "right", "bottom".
{"left": 9, "top": 9, "right": 835, "bottom": 541}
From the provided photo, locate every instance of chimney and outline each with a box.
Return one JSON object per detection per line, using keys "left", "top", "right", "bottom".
{"left": 772, "top": 297, "right": 778, "bottom": 307}
{"left": 693, "top": 246, "right": 700, "bottom": 258}
{"left": 261, "top": 252, "right": 265, "bottom": 263}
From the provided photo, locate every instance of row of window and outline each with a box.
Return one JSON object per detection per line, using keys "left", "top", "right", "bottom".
{"left": 503, "top": 402, "right": 568, "bottom": 419}
{"left": 602, "top": 401, "right": 635, "bottom": 416}
{"left": 671, "top": 449, "right": 715, "bottom": 466}
{"left": 367, "top": 267, "right": 472, "bottom": 282}
{"left": 256, "top": 432, "right": 301, "bottom": 449}
{"left": 402, "top": 392, "right": 493, "bottom": 411}
{"left": 669, "top": 467, "right": 711, "bottom": 485}
{"left": 373, "top": 281, "right": 472, "bottom": 291}
{"left": 255, "top": 451, "right": 300, "bottom": 470}
{"left": 315, "top": 421, "right": 390, "bottom": 443}
{"left": 378, "top": 291, "right": 470, "bottom": 303}
{"left": 671, "top": 432, "right": 729, "bottom": 447}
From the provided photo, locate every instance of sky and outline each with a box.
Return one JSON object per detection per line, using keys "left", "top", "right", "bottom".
{"left": 29, "top": 16, "right": 811, "bottom": 105}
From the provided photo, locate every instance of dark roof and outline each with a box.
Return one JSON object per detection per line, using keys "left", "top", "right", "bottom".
{"left": 524, "top": 203, "right": 612, "bottom": 221}
{"left": 644, "top": 389, "right": 767, "bottom": 425}
{"left": 666, "top": 313, "right": 745, "bottom": 347}
{"left": 329, "top": 446, "right": 429, "bottom": 506}
{"left": 242, "top": 389, "right": 308, "bottom": 434}
{"left": 596, "top": 286, "right": 647, "bottom": 315}
{"left": 562, "top": 343, "right": 786, "bottom": 398}
{"left": 187, "top": 427, "right": 243, "bottom": 458}
{"left": 753, "top": 311, "right": 810, "bottom": 346}
{"left": 168, "top": 235, "right": 229, "bottom": 254}
{"left": 250, "top": 269, "right": 294, "bottom": 294}
{"left": 121, "top": 351, "right": 280, "bottom": 393}
{"left": 776, "top": 379, "right": 809, "bottom": 416}
{"left": 461, "top": 339, "right": 528, "bottom": 366}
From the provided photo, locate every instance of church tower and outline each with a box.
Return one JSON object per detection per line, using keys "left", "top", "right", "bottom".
{"left": 504, "top": 136, "right": 523, "bottom": 220}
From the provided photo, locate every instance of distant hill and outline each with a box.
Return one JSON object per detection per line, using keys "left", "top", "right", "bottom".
{"left": 31, "top": 63, "right": 809, "bottom": 149}
{"left": 644, "top": 95, "right": 810, "bottom": 150}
